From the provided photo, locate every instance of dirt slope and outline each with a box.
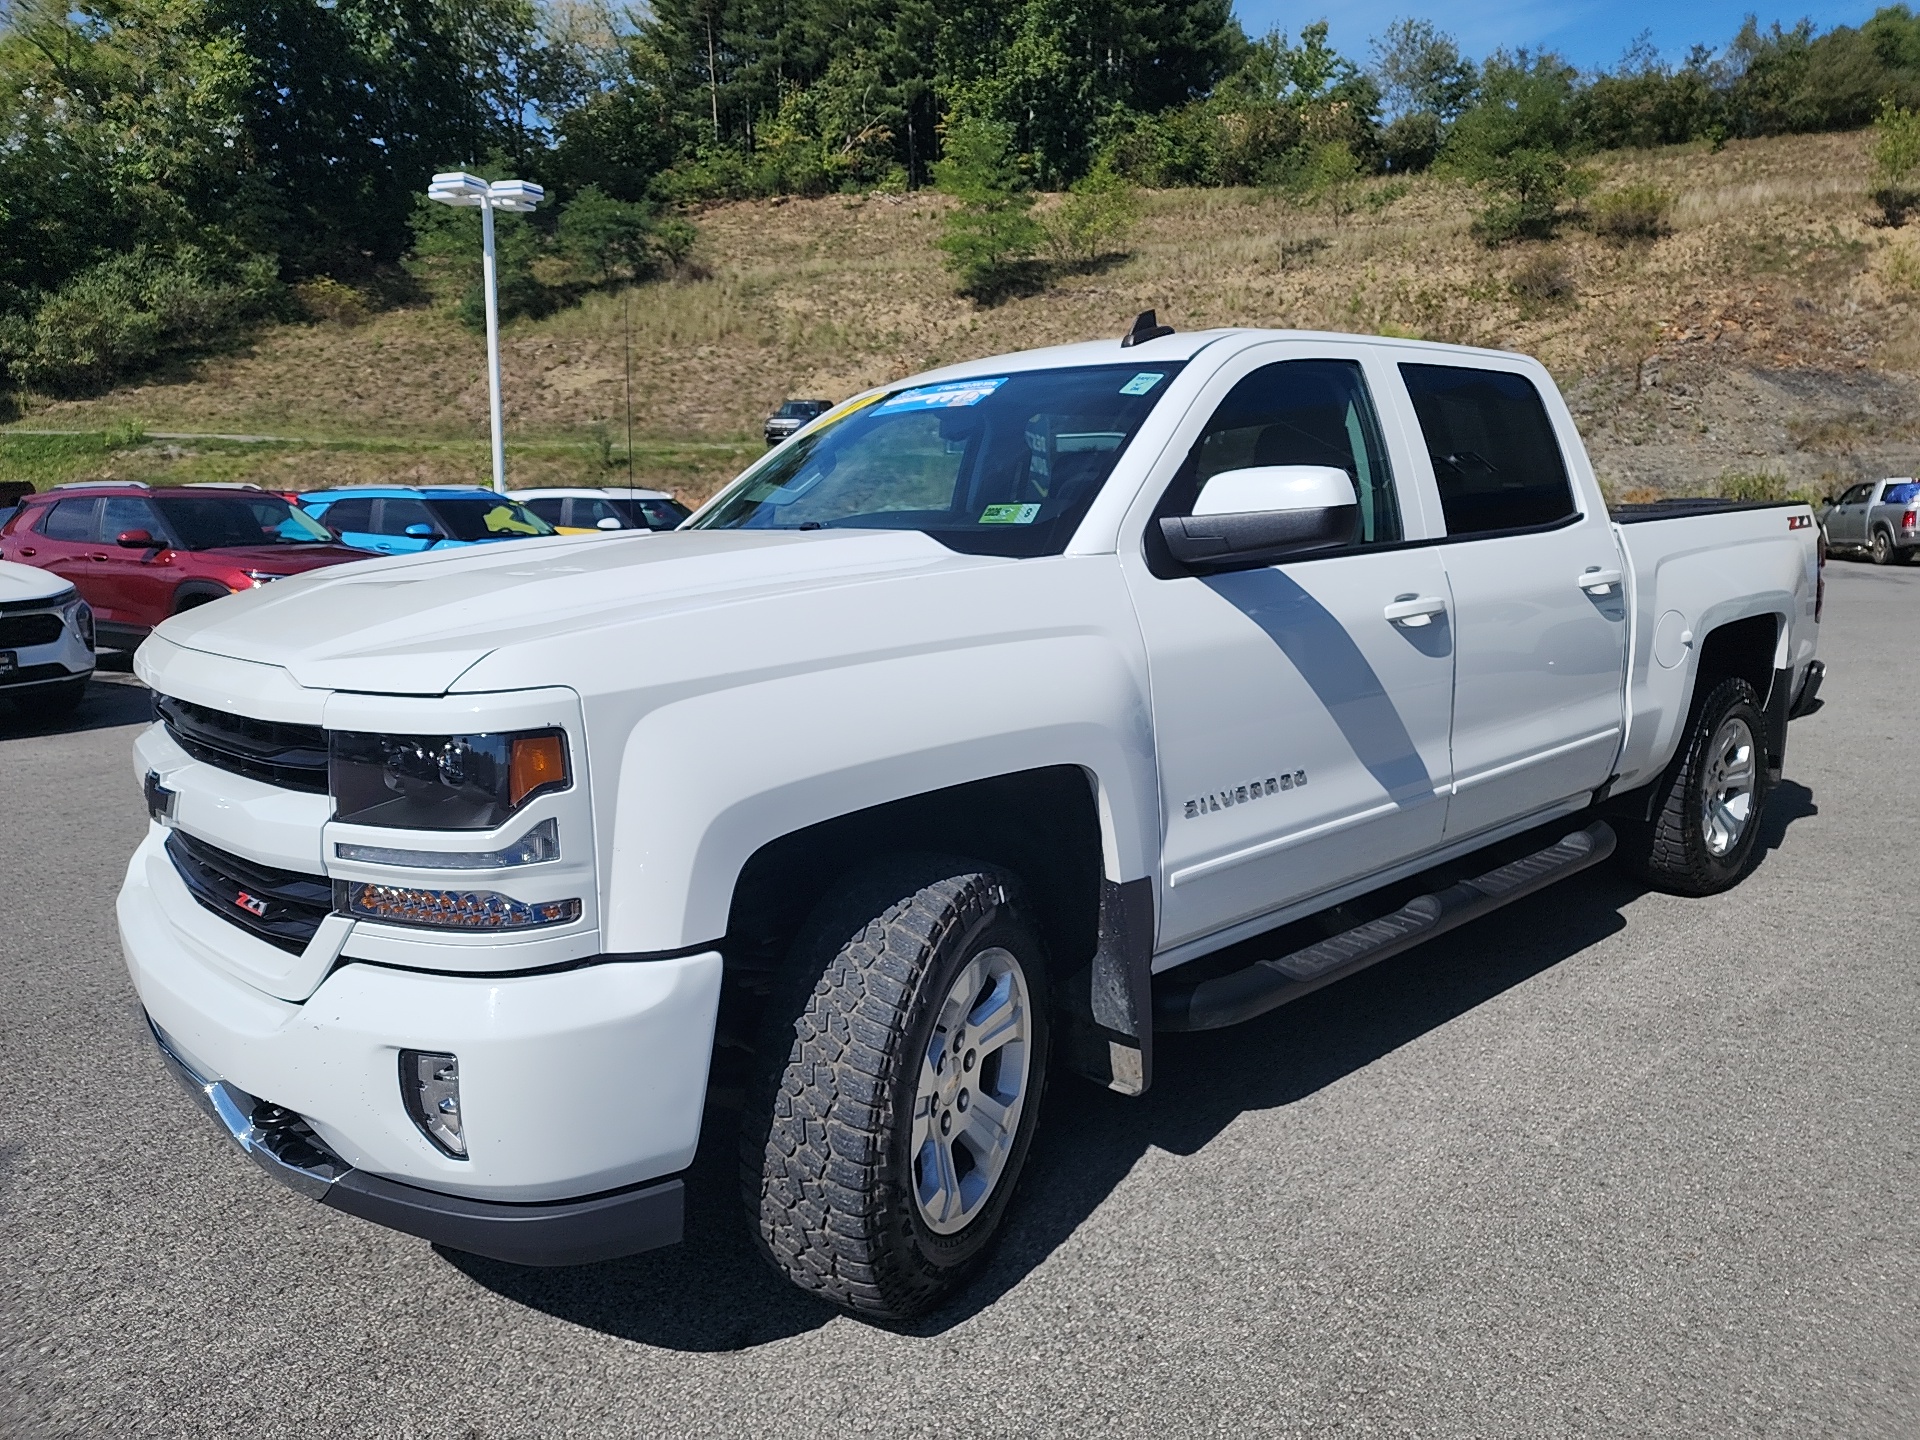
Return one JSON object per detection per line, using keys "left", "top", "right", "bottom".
{"left": 14, "top": 129, "right": 1920, "bottom": 503}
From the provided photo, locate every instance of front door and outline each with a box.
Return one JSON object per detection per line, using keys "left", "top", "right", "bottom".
{"left": 90, "top": 495, "right": 184, "bottom": 625}
{"left": 1123, "top": 354, "right": 1456, "bottom": 953}
{"left": 1395, "top": 361, "right": 1629, "bottom": 839}
{"left": 1825, "top": 483, "right": 1872, "bottom": 546}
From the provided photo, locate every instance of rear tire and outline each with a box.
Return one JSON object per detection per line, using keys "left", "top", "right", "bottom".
{"left": 1870, "top": 527, "right": 1897, "bottom": 565}
{"left": 742, "top": 856, "right": 1050, "bottom": 1320}
{"left": 1616, "top": 677, "right": 1769, "bottom": 896}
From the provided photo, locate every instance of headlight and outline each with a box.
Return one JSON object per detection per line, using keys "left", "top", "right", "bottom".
{"left": 329, "top": 728, "right": 570, "bottom": 831}
{"left": 62, "top": 596, "right": 94, "bottom": 651}
{"left": 243, "top": 570, "right": 288, "bottom": 586}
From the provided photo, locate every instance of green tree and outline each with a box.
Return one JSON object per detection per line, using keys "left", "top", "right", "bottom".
{"left": 933, "top": 119, "right": 1044, "bottom": 298}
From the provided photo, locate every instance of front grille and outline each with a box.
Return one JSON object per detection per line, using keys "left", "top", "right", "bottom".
{"left": 0, "top": 612, "right": 63, "bottom": 648}
{"left": 155, "top": 693, "right": 329, "bottom": 793}
{"left": 165, "top": 829, "right": 332, "bottom": 954}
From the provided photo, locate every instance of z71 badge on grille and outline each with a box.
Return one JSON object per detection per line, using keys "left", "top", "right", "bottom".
{"left": 1184, "top": 770, "right": 1306, "bottom": 818}
{"left": 233, "top": 891, "right": 270, "bottom": 917}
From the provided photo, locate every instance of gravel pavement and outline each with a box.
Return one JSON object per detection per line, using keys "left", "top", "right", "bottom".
{"left": 2, "top": 566, "right": 1916, "bottom": 1438}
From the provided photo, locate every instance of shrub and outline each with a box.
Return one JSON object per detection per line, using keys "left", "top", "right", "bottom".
{"left": 1469, "top": 149, "right": 1588, "bottom": 243}
{"left": 1510, "top": 249, "right": 1574, "bottom": 304}
{"left": 1043, "top": 162, "right": 1141, "bottom": 268}
{"left": 1717, "top": 469, "right": 1790, "bottom": 501}
{"left": 933, "top": 120, "right": 1045, "bottom": 300}
{"left": 1870, "top": 98, "right": 1920, "bottom": 225}
{"left": 293, "top": 276, "right": 372, "bottom": 325}
{"left": 557, "top": 186, "right": 664, "bottom": 285}
{"left": 1587, "top": 182, "right": 1673, "bottom": 240}
{"left": 0, "top": 246, "right": 283, "bottom": 393}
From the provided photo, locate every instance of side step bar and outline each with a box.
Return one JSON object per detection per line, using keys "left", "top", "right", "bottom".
{"left": 1154, "top": 821, "right": 1617, "bottom": 1033}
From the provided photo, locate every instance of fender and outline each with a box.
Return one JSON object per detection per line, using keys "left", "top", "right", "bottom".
{"left": 597, "top": 632, "right": 1160, "bottom": 956}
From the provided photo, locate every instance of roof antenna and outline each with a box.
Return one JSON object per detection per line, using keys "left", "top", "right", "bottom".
{"left": 1121, "top": 309, "right": 1175, "bottom": 347}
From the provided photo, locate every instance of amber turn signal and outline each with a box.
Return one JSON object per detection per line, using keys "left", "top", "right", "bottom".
{"left": 509, "top": 732, "right": 568, "bottom": 807}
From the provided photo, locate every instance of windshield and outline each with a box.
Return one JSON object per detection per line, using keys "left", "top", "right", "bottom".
{"left": 154, "top": 495, "right": 336, "bottom": 549}
{"left": 424, "top": 498, "right": 556, "bottom": 541}
{"left": 696, "top": 365, "right": 1183, "bottom": 557}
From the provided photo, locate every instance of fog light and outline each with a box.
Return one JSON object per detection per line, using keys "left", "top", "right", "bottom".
{"left": 336, "top": 880, "right": 580, "bottom": 930}
{"left": 400, "top": 1050, "right": 465, "bottom": 1158}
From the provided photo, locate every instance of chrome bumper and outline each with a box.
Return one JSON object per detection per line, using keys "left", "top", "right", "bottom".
{"left": 148, "top": 1014, "right": 685, "bottom": 1267}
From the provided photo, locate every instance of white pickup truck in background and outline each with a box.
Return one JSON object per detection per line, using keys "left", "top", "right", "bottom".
{"left": 120, "top": 318, "right": 1825, "bottom": 1321}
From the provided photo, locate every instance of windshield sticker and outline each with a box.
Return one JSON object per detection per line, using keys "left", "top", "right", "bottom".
{"left": 877, "top": 377, "right": 1008, "bottom": 413}
{"left": 1119, "top": 372, "right": 1166, "bottom": 396}
{"left": 979, "top": 503, "right": 1041, "bottom": 525}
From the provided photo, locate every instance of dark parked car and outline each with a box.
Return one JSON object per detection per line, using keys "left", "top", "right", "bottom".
{"left": 0, "top": 483, "right": 377, "bottom": 649}
{"left": 764, "top": 398, "right": 834, "bottom": 447}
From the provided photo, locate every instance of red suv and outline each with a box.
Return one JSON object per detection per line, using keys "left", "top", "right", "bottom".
{"left": 0, "top": 484, "right": 377, "bottom": 650}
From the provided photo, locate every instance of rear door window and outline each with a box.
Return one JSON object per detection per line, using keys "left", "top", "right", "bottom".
{"left": 319, "top": 497, "right": 375, "bottom": 532}
{"left": 1400, "top": 364, "right": 1577, "bottom": 536}
{"left": 377, "top": 498, "right": 437, "bottom": 535}
{"left": 39, "top": 499, "right": 99, "bottom": 542}
{"left": 523, "top": 498, "right": 567, "bottom": 526}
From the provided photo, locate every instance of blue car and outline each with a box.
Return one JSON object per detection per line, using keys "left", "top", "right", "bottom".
{"left": 298, "top": 487, "right": 558, "bottom": 557}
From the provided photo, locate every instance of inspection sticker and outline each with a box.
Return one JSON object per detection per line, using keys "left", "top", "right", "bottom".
{"left": 876, "top": 376, "right": 1008, "bottom": 413}
{"left": 1119, "top": 371, "right": 1166, "bottom": 396}
{"left": 979, "top": 503, "right": 1042, "bottom": 525}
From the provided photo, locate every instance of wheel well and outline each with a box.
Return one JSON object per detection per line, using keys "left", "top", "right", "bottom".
{"left": 172, "top": 582, "right": 231, "bottom": 613}
{"left": 1691, "top": 613, "right": 1780, "bottom": 713}
{"left": 723, "top": 766, "right": 1105, "bottom": 987}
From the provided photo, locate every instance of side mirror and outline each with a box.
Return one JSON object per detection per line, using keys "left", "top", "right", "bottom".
{"left": 1160, "top": 465, "right": 1358, "bottom": 571}
{"left": 1821, "top": 496, "right": 1833, "bottom": 507}
{"left": 402, "top": 523, "right": 442, "bottom": 543}
{"left": 115, "top": 528, "right": 157, "bottom": 549}
{"left": 596, "top": 515, "right": 624, "bottom": 530}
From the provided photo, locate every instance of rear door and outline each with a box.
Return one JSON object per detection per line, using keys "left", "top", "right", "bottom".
{"left": 28, "top": 499, "right": 104, "bottom": 607}
{"left": 1395, "top": 360, "right": 1628, "bottom": 840}
{"left": 1122, "top": 345, "right": 1456, "bottom": 953}
{"left": 312, "top": 496, "right": 383, "bottom": 552}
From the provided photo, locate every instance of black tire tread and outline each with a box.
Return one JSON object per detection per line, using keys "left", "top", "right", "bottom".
{"left": 1619, "top": 676, "right": 1767, "bottom": 896}
{"left": 741, "top": 858, "right": 1028, "bottom": 1319}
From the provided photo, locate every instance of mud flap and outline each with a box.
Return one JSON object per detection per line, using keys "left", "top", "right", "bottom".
{"left": 1057, "top": 877, "right": 1155, "bottom": 1095}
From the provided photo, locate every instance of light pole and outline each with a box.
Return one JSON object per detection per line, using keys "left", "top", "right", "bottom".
{"left": 427, "top": 171, "right": 545, "bottom": 494}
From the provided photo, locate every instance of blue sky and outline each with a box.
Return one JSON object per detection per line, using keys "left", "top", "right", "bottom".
{"left": 1233, "top": 1, "right": 1884, "bottom": 71}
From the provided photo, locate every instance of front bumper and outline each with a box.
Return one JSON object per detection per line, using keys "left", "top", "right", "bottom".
{"left": 148, "top": 1016, "right": 683, "bottom": 1265}
{"left": 121, "top": 832, "right": 723, "bottom": 1252}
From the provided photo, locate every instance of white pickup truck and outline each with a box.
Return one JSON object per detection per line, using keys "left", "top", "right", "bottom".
{"left": 121, "top": 319, "right": 1826, "bottom": 1320}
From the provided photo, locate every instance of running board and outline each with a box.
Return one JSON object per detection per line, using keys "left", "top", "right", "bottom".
{"left": 1154, "top": 821, "right": 1616, "bottom": 1033}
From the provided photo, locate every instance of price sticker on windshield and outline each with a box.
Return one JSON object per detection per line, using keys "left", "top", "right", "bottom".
{"left": 1119, "top": 371, "right": 1166, "bottom": 395}
{"left": 876, "top": 377, "right": 1008, "bottom": 413}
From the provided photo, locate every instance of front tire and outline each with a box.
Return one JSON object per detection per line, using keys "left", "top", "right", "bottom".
{"left": 742, "top": 857, "right": 1050, "bottom": 1320}
{"left": 1617, "top": 677, "right": 1769, "bottom": 895}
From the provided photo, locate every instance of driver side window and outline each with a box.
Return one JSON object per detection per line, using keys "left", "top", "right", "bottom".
{"left": 1163, "top": 359, "right": 1402, "bottom": 547}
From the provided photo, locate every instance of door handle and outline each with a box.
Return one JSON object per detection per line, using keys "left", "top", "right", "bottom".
{"left": 1384, "top": 595, "right": 1448, "bottom": 627}
{"left": 87, "top": 552, "right": 110, "bottom": 562}
{"left": 16, "top": 546, "right": 33, "bottom": 556}
{"left": 1577, "top": 567, "right": 1623, "bottom": 595}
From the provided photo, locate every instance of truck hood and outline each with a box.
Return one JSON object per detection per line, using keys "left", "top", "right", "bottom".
{"left": 151, "top": 529, "right": 1005, "bottom": 694}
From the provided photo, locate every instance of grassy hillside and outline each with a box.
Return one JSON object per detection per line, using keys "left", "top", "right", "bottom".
{"left": 9, "top": 129, "right": 1920, "bottom": 506}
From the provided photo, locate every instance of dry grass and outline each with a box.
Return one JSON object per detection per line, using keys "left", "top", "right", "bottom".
{"left": 16, "top": 128, "right": 1920, "bottom": 502}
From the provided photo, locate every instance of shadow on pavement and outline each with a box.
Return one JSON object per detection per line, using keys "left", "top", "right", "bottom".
{"left": 0, "top": 670, "right": 150, "bottom": 741}
{"left": 436, "top": 792, "right": 1822, "bottom": 1352}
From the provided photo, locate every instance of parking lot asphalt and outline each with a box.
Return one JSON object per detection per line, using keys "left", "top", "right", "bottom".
{"left": 2, "top": 565, "right": 1917, "bottom": 1439}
